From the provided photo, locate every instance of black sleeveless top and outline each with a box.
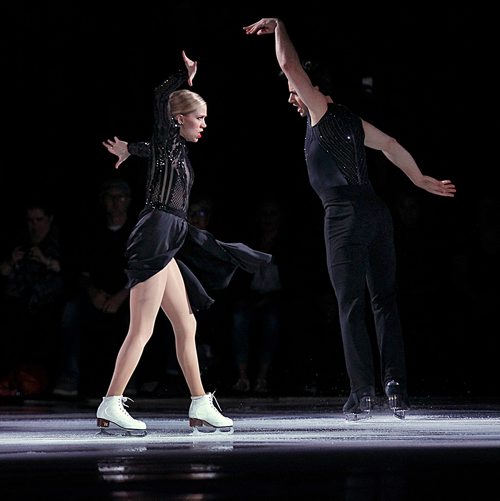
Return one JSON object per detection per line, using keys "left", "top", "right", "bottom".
{"left": 304, "top": 103, "right": 371, "bottom": 205}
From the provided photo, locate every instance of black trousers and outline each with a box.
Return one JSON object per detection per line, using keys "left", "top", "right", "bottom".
{"left": 324, "top": 186, "right": 406, "bottom": 397}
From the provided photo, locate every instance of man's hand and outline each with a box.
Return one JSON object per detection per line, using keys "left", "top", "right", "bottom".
{"left": 418, "top": 177, "right": 457, "bottom": 198}
{"left": 243, "top": 18, "right": 278, "bottom": 36}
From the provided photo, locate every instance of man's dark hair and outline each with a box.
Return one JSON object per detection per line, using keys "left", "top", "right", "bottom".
{"left": 279, "top": 59, "right": 334, "bottom": 96}
{"left": 302, "top": 60, "right": 334, "bottom": 96}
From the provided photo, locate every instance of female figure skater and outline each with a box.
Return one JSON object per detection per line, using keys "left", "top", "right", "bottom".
{"left": 96, "top": 51, "right": 271, "bottom": 433}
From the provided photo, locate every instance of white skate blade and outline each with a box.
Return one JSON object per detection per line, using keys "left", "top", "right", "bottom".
{"left": 393, "top": 409, "right": 406, "bottom": 420}
{"left": 97, "top": 427, "right": 147, "bottom": 437}
{"left": 344, "top": 411, "right": 372, "bottom": 422}
{"left": 191, "top": 424, "right": 234, "bottom": 435}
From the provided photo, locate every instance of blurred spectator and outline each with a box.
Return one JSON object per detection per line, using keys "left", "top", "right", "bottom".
{"left": 188, "top": 198, "right": 213, "bottom": 231}
{"left": 459, "top": 193, "right": 500, "bottom": 395}
{"left": 0, "top": 199, "right": 66, "bottom": 398}
{"left": 229, "top": 198, "right": 289, "bottom": 395}
{"left": 52, "top": 178, "right": 136, "bottom": 398}
{"left": 392, "top": 188, "right": 465, "bottom": 394}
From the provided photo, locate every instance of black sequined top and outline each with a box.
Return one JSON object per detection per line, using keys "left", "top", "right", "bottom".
{"left": 128, "top": 68, "right": 193, "bottom": 218}
{"left": 304, "top": 103, "right": 371, "bottom": 204}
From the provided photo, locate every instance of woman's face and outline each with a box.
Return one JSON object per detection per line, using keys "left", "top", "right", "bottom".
{"left": 179, "top": 105, "right": 207, "bottom": 142}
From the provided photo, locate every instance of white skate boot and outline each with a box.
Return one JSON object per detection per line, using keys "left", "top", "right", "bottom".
{"left": 189, "top": 392, "right": 233, "bottom": 433}
{"left": 96, "top": 396, "right": 147, "bottom": 435}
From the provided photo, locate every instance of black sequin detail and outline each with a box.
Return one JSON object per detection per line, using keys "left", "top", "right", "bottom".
{"left": 304, "top": 103, "right": 370, "bottom": 204}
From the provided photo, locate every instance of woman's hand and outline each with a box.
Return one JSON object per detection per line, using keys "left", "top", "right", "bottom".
{"left": 102, "top": 136, "right": 130, "bottom": 169}
{"left": 182, "top": 50, "right": 197, "bottom": 87}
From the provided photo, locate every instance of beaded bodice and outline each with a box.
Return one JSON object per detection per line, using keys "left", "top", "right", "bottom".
{"left": 304, "top": 103, "right": 370, "bottom": 202}
{"left": 128, "top": 68, "right": 193, "bottom": 216}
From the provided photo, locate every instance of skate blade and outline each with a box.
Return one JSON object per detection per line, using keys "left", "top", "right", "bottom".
{"left": 344, "top": 411, "right": 372, "bottom": 422}
{"left": 191, "top": 426, "right": 234, "bottom": 435}
{"left": 393, "top": 409, "right": 406, "bottom": 420}
{"left": 97, "top": 428, "right": 147, "bottom": 437}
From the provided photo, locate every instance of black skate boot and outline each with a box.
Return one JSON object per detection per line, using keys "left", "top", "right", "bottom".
{"left": 384, "top": 380, "right": 410, "bottom": 419}
{"left": 343, "top": 392, "right": 373, "bottom": 421}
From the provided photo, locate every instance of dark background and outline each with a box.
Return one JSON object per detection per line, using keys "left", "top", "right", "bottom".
{"left": 2, "top": 3, "right": 497, "bottom": 397}
{"left": 4, "top": 3, "right": 484, "bottom": 208}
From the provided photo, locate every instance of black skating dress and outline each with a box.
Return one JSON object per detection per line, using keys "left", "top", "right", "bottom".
{"left": 124, "top": 67, "right": 272, "bottom": 312}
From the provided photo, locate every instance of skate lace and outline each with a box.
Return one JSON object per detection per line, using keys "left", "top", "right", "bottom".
{"left": 209, "top": 391, "right": 223, "bottom": 414}
{"left": 119, "top": 396, "right": 134, "bottom": 414}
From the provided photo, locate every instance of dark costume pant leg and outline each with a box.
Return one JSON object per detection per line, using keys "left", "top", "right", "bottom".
{"left": 324, "top": 202, "right": 375, "bottom": 396}
{"left": 366, "top": 205, "right": 407, "bottom": 387}
{"left": 325, "top": 197, "right": 407, "bottom": 397}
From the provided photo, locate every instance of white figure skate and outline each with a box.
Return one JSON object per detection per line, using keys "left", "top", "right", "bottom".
{"left": 96, "top": 396, "right": 147, "bottom": 436}
{"left": 189, "top": 392, "right": 233, "bottom": 434}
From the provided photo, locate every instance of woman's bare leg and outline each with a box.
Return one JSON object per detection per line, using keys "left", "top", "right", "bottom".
{"left": 105, "top": 266, "right": 168, "bottom": 396}
{"left": 160, "top": 259, "right": 205, "bottom": 397}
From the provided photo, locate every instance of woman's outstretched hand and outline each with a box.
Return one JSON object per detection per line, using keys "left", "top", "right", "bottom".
{"left": 102, "top": 136, "right": 130, "bottom": 169}
{"left": 182, "top": 50, "right": 197, "bottom": 87}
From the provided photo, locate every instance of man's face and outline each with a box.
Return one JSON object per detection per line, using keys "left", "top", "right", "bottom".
{"left": 102, "top": 189, "right": 130, "bottom": 215}
{"left": 288, "top": 83, "right": 307, "bottom": 118}
{"left": 26, "top": 208, "right": 52, "bottom": 243}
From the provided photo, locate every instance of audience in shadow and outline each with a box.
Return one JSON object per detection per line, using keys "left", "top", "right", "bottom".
{"left": 225, "top": 197, "right": 290, "bottom": 396}
{"left": 52, "top": 177, "right": 137, "bottom": 398}
{"left": 451, "top": 192, "right": 500, "bottom": 396}
{"left": 0, "top": 181, "right": 497, "bottom": 402}
{"left": 0, "top": 199, "right": 67, "bottom": 398}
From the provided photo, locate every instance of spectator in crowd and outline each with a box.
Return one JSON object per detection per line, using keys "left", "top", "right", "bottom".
{"left": 52, "top": 177, "right": 136, "bottom": 398}
{"left": 0, "top": 199, "right": 66, "bottom": 398}
{"left": 230, "top": 198, "right": 289, "bottom": 395}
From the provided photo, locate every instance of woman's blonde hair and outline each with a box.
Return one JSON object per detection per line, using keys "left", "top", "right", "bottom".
{"left": 168, "top": 89, "right": 206, "bottom": 117}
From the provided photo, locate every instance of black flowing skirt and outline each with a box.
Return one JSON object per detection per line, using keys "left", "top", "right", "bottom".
{"left": 125, "top": 208, "right": 272, "bottom": 311}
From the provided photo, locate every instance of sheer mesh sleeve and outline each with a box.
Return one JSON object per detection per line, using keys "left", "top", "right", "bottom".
{"left": 128, "top": 142, "right": 151, "bottom": 158}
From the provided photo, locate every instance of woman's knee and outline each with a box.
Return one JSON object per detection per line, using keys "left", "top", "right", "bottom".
{"left": 172, "top": 314, "right": 197, "bottom": 339}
